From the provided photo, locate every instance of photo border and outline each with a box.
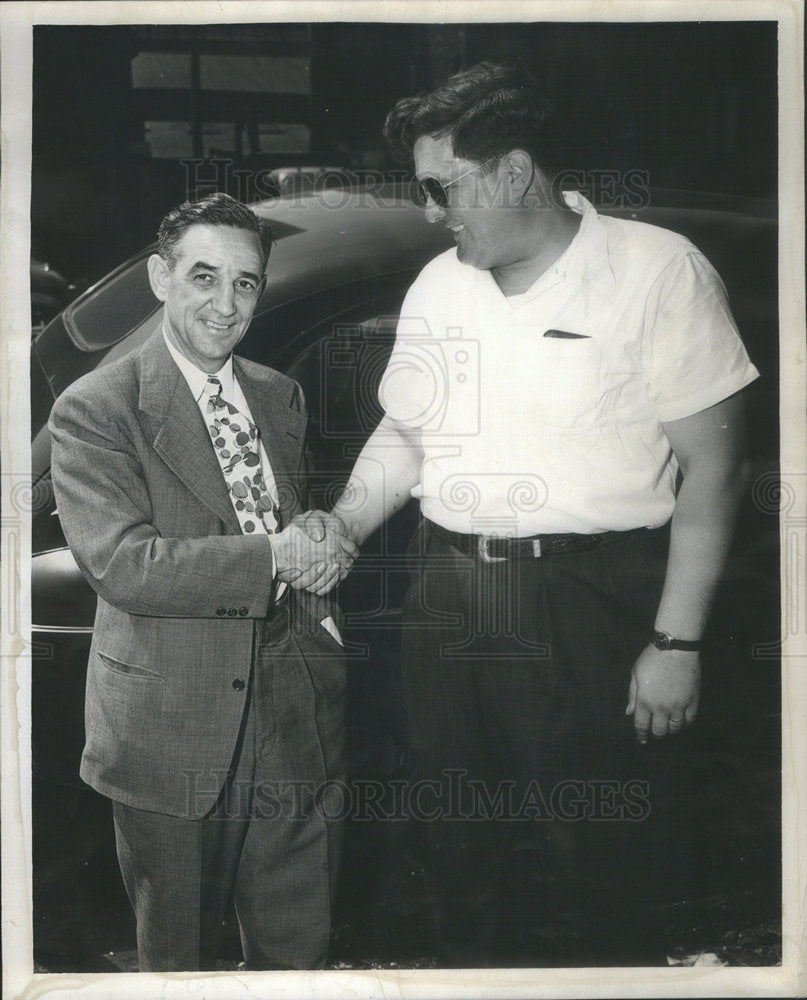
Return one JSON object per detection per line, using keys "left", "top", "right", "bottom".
{"left": 2, "top": 2, "right": 804, "bottom": 998}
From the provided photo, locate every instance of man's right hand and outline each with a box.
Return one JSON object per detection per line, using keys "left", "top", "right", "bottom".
{"left": 269, "top": 513, "right": 359, "bottom": 596}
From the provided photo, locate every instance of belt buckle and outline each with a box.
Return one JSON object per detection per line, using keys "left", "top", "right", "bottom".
{"left": 477, "top": 535, "right": 508, "bottom": 564}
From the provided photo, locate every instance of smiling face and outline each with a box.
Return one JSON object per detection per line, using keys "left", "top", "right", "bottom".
{"left": 414, "top": 134, "right": 517, "bottom": 271}
{"left": 147, "top": 223, "right": 266, "bottom": 372}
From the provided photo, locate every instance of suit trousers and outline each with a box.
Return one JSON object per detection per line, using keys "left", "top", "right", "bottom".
{"left": 401, "top": 519, "right": 674, "bottom": 966}
{"left": 112, "top": 598, "right": 346, "bottom": 971}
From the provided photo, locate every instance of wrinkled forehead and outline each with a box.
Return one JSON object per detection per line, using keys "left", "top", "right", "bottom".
{"left": 172, "top": 223, "right": 263, "bottom": 271}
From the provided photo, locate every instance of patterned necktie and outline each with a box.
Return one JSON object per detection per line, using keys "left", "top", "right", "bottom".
{"left": 206, "top": 376, "right": 279, "bottom": 535}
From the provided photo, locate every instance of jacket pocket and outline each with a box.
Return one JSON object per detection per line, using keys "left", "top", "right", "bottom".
{"left": 97, "top": 650, "right": 164, "bottom": 680}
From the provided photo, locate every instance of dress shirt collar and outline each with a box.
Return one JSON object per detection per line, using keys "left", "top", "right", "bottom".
{"left": 560, "top": 190, "right": 614, "bottom": 276}
{"left": 162, "top": 327, "right": 237, "bottom": 404}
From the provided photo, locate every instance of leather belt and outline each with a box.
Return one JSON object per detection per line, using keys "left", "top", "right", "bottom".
{"left": 426, "top": 519, "right": 640, "bottom": 562}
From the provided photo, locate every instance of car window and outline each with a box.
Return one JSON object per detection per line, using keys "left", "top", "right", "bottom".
{"left": 285, "top": 308, "right": 400, "bottom": 478}
{"left": 63, "top": 251, "right": 159, "bottom": 351}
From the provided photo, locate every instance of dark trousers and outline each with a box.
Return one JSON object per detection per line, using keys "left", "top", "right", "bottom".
{"left": 112, "top": 600, "right": 346, "bottom": 972}
{"left": 401, "top": 519, "right": 672, "bottom": 966}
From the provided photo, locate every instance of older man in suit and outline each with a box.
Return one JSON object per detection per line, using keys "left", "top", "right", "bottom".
{"left": 49, "top": 193, "right": 356, "bottom": 972}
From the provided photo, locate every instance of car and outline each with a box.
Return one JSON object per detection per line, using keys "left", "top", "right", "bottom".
{"left": 29, "top": 184, "right": 781, "bottom": 966}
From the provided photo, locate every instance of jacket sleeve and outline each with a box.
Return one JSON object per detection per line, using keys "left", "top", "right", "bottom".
{"left": 49, "top": 383, "right": 276, "bottom": 619}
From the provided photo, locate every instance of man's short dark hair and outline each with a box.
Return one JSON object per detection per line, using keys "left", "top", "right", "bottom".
{"left": 157, "top": 192, "right": 275, "bottom": 274}
{"left": 384, "top": 61, "right": 559, "bottom": 177}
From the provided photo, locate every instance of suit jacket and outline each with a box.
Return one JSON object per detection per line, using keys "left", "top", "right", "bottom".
{"left": 49, "top": 332, "right": 340, "bottom": 817}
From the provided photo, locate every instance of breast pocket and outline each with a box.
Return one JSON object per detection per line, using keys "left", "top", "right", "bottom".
{"left": 533, "top": 337, "right": 602, "bottom": 428}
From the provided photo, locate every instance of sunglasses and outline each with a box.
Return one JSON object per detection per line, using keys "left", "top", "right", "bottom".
{"left": 416, "top": 155, "right": 501, "bottom": 208}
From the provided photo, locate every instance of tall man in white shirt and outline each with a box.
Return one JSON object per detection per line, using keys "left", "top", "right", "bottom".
{"left": 50, "top": 193, "right": 357, "bottom": 971}
{"left": 327, "top": 63, "right": 759, "bottom": 964}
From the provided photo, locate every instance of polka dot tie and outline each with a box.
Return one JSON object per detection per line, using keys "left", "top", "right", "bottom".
{"left": 206, "top": 376, "right": 279, "bottom": 535}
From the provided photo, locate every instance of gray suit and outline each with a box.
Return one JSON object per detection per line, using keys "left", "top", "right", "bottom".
{"left": 49, "top": 331, "right": 346, "bottom": 969}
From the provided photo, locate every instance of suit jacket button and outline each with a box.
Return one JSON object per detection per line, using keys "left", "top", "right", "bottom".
{"left": 216, "top": 607, "right": 227, "bottom": 617}
{"left": 238, "top": 607, "right": 249, "bottom": 617}
{"left": 232, "top": 678, "right": 245, "bottom": 691}
{"left": 227, "top": 607, "right": 237, "bottom": 617}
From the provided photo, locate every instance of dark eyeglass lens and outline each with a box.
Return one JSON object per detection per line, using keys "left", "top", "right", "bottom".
{"left": 417, "top": 178, "right": 447, "bottom": 207}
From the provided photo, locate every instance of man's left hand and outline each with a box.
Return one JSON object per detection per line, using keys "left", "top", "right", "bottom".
{"left": 626, "top": 646, "right": 701, "bottom": 743}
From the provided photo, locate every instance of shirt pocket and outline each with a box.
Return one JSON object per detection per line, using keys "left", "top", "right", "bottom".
{"left": 532, "top": 337, "right": 602, "bottom": 428}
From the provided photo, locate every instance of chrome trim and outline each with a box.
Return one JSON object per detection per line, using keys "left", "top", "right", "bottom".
{"left": 31, "top": 625, "right": 94, "bottom": 634}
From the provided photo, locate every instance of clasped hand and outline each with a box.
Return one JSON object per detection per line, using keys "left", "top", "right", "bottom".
{"left": 269, "top": 511, "right": 358, "bottom": 596}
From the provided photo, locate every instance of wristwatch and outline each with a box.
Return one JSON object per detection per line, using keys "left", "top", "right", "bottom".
{"left": 652, "top": 630, "right": 704, "bottom": 652}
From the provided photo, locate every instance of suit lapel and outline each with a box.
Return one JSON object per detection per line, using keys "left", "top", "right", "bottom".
{"left": 139, "top": 334, "right": 241, "bottom": 532}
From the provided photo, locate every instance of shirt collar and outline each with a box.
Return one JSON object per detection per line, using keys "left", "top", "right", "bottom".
{"left": 560, "top": 190, "right": 614, "bottom": 276}
{"left": 162, "top": 327, "right": 236, "bottom": 403}
{"left": 478, "top": 190, "right": 615, "bottom": 305}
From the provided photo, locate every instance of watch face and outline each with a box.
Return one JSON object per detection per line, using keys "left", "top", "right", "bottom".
{"left": 653, "top": 631, "right": 673, "bottom": 650}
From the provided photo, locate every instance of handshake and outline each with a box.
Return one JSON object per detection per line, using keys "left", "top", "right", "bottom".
{"left": 268, "top": 510, "right": 359, "bottom": 596}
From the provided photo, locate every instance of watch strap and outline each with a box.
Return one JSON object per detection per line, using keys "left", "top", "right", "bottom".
{"left": 652, "top": 630, "right": 704, "bottom": 652}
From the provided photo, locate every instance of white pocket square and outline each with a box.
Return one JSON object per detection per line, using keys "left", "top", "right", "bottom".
{"left": 320, "top": 615, "right": 343, "bottom": 647}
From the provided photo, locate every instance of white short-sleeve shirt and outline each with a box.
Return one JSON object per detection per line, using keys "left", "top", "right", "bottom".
{"left": 378, "top": 192, "right": 759, "bottom": 536}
